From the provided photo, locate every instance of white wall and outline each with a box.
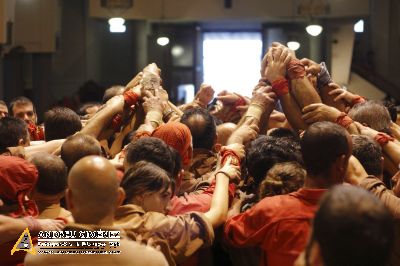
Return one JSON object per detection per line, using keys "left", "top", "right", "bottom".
{"left": 347, "top": 72, "right": 386, "bottom": 100}
{"left": 331, "top": 24, "right": 354, "bottom": 84}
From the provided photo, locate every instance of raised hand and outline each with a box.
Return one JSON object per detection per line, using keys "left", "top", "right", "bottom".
{"left": 302, "top": 103, "right": 342, "bottom": 124}
{"left": 228, "top": 118, "right": 259, "bottom": 145}
{"left": 142, "top": 88, "right": 167, "bottom": 114}
{"left": 299, "top": 58, "right": 321, "bottom": 76}
{"left": 328, "top": 83, "right": 360, "bottom": 104}
{"left": 195, "top": 84, "right": 215, "bottom": 106}
{"left": 264, "top": 47, "right": 291, "bottom": 82}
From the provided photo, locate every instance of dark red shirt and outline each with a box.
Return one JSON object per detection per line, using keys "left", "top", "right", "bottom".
{"left": 224, "top": 188, "right": 327, "bottom": 266}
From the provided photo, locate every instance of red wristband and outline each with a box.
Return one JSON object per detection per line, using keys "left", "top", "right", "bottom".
{"left": 111, "top": 114, "right": 123, "bottom": 132}
{"left": 335, "top": 112, "right": 353, "bottom": 128}
{"left": 272, "top": 78, "right": 289, "bottom": 96}
{"left": 220, "top": 148, "right": 241, "bottom": 167}
{"left": 374, "top": 132, "right": 394, "bottom": 146}
{"left": 287, "top": 59, "right": 306, "bottom": 80}
{"left": 123, "top": 90, "right": 139, "bottom": 108}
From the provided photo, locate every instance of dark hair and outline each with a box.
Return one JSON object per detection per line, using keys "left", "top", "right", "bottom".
{"left": 348, "top": 101, "right": 392, "bottom": 134}
{"left": 61, "top": 133, "right": 102, "bottom": 169}
{"left": 103, "top": 85, "right": 124, "bottom": 103}
{"left": 246, "top": 135, "right": 303, "bottom": 186}
{"left": 77, "top": 102, "right": 101, "bottom": 116}
{"left": 267, "top": 127, "right": 299, "bottom": 141}
{"left": 301, "top": 122, "right": 349, "bottom": 177}
{"left": 258, "top": 161, "right": 305, "bottom": 200}
{"left": 124, "top": 137, "right": 175, "bottom": 176}
{"left": 169, "top": 147, "right": 182, "bottom": 179}
{"left": 9, "top": 96, "right": 35, "bottom": 116}
{"left": 44, "top": 107, "right": 82, "bottom": 141}
{"left": 30, "top": 153, "right": 67, "bottom": 195}
{"left": 352, "top": 135, "right": 383, "bottom": 177}
{"left": 0, "top": 100, "right": 6, "bottom": 106}
{"left": 383, "top": 100, "right": 397, "bottom": 122}
{"left": 180, "top": 107, "right": 216, "bottom": 150}
{"left": 0, "top": 117, "right": 28, "bottom": 152}
{"left": 121, "top": 161, "right": 172, "bottom": 204}
{"left": 311, "top": 185, "right": 394, "bottom": 266}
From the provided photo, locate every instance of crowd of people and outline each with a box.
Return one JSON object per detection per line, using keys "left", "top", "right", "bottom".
{"left": 0, "top": 42, "right": 399, "bottom": 266}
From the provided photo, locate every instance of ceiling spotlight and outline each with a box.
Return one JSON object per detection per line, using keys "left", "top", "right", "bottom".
{"left": 306, "top": 24, "right": 323, "bottom": 36}
{"left": 287, "top": 41, "right": 300, "bottom": 51}
{"left": 171, "top": 45, "right": 184, "bottom": 56}
{"left": 354, "top": 19, "right": 364, "bottom": 33}
{"left": 157, "top": 36, "right": 170, "bottom": 46}
{"left": 108, "top": 17, "right": 126, "bottom": 33}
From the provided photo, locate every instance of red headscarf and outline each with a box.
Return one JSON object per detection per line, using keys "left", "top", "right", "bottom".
{"left": 152, "top": 122, "right": 192, "bottom": 167}
{"left": 0, "top": 156, "right": 39, "bottom": 217}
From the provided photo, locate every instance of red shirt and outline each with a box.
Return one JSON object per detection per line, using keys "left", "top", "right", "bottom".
{"left": 224, "top": 188, "right": 327, "bottom": 266}
{"left": 169, "top": 182, "right": 236, "bottom": 216}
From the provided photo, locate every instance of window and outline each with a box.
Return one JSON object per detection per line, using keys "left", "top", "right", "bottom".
{"left": 203, "top": 32, "right": 262, "bottom": 97}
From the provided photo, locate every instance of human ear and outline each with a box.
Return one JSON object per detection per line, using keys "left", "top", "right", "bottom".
{"left": 116, "top": 187, "right": 126, "bottom": 207}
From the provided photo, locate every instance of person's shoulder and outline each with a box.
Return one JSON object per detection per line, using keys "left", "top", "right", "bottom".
{"left": 120, "top": 239, "right": 168, "bottom": 265}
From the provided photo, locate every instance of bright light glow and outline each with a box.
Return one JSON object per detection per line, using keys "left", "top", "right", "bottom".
{"left": 157, "top": 37, "right": 170, "bottom": 46}
{"left": 171, "top": 45, "right": 184, "bottom": 56}
{"left": 354, "top": 19, "right": 364, "bottom": 33}
{"left": 306, "top": 24, "right": 323, "bottom": 36}
{"left": 287, "top": 41, "right": 300, "bottom": 51}
{"left": 108, "top": 17, "right": 126, "bottom": 33}
{"left": 203, "top": 32, "right": 262, "bottom": 97}
{"left": 109, "top": 24, "right": 126, "bottom": 33}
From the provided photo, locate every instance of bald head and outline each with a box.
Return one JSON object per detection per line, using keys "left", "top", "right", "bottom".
{"left": 67, "top": 156, "right": 122, "bottom": 224}
{"left": 181, "top": 107, "right": 216, "bottom": 150}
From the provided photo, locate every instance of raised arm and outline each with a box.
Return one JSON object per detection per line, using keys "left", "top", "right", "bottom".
{"left": 262, "top": 46, "right": 307, "bottom": 130}
{"left": 204, "top": 144, "right": 244, "bottom": 228}
{"left": 300, "top": 58, "right": 346, "bottom": 112}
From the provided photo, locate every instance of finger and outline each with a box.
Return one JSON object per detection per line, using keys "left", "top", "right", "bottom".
{"left": 154, "top": 88, "right": 159, "bottom": 97}
{"left": 272, "top": 42, "right": 284, "bottom": 48}
{"left": 302, "top": 113, "right": 320, "bottom": 124}
{"left": 280, "top": 49, "right": 288, "bottom": 62}
{"left": 243, "top": 117, "right": 255, "bottom": 125}
{"left": 334, "top": 92, "right": 347, "bottom": 102}
{"left": 218, "top": 90, "right": 228, "bottom": 96}
{"left": 144, "top": 90, "right": 154, "bottom": 98}
{"left": 267, "top": 92, "right": 277, "bottom": 99}
{"left": 328, "top": 82, "right": 341, "bottom": 89}
{"left": 147, "top": 237, "right": 154, "bottom": 247}
{"left": 328, "top": 88, "right": 343, "bottom": 95}
{"left": 266, "top": 52, "right": 273, "bottom": 65}
{"left": 300, "top": 58, "right": 310, "bottom": 66}
{"left": 284, "top": 52, "right": 292, "bottom": 65}
{"left": 236, "top": 105, "right": 248, "bottom": 111}
{"left": 302, "top": 103, "right": 322, "bottom": 113}
{"left": 261, "top": 51, "right": 269, "bottom": 75}
{"left": 136, "top": 234, "right": 143, "bottom": 244}
{"left": 274, "top": 48, "right": 283, "bottom": 60}
{"left": 249, "top": 124, "right": 259, "bottom": 132}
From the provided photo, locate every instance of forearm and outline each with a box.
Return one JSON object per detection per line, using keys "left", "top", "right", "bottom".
{"left": 382, "top": 141, "right": 400, "bottom": 166}
{"left": 0, "top": 216, "right": 30, "bottom": 244}
{"left": 204, "top": 173, "right": 229, "bottom": 228}
{"left": 81, "top": 97, "right": 124, "bottom": 138}
{"left": 320, "top": 84, "right": 346, "bottom": 112}
{"left": 290, "top": 77, "right": 322, "bottom": 108}
{"left": 345, "top": 156, "right": 368, "bottom": 185}
{"left": 25, "top": 139, "right": 65, "bottom": 158}
{"left": 227, "top": 199, "right": 243, "bottom": 219}
{"left": 280, "top": 95, "right": 308, "bottom": 130}
{"left": 390, "top": 122, "right": 400, "bottom": 141}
